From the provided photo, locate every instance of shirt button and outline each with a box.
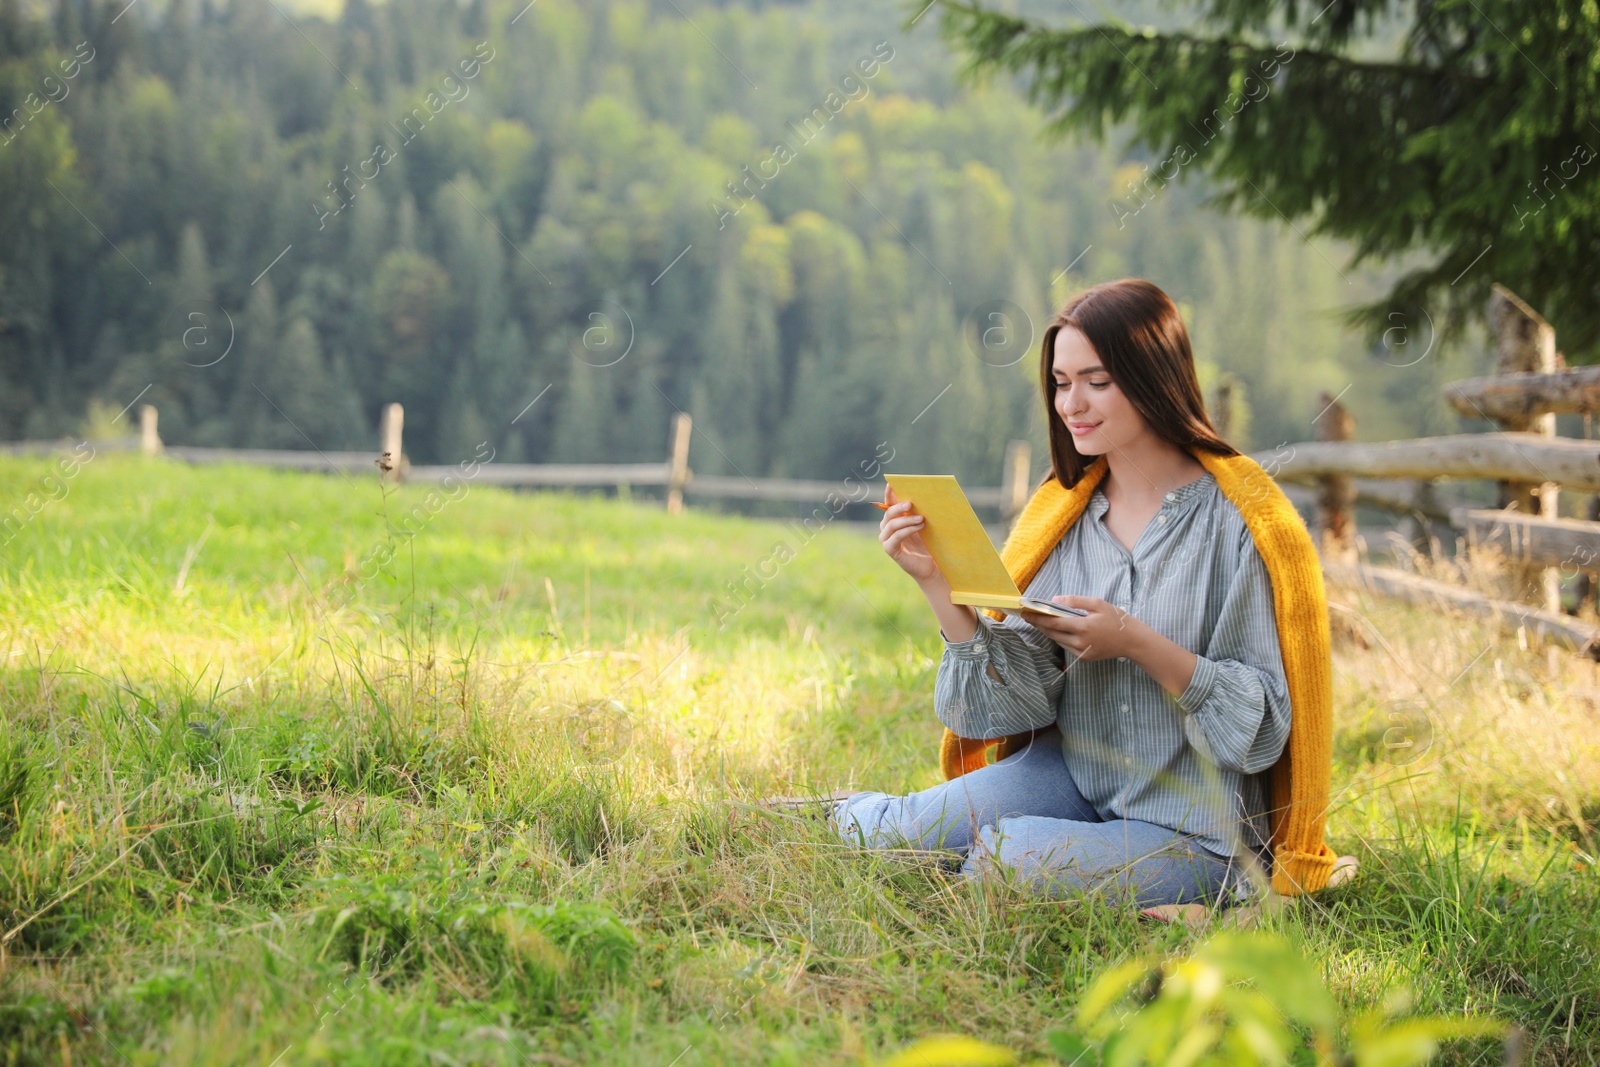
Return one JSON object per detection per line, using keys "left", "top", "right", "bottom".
{"left": 1117, "top": 656, "right": 1128, "bottom": 663}
{"left": 1119, "top": 702, "right": 1130, "bottom": 713}
{"left": 974, "top": 640, "right": 987, "bottom": 653}
{"left": 1164, "top": 492, "right": 1175, "bottom": 502}
{"left": 1124, "top": 756, "right": 1132, "bottom": 767}
{"left": 1158, "top": 514, "right": 1169, "bottom": 524}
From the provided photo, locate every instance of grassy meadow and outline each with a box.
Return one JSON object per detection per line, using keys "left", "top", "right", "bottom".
{"left": 0, "top": 453, "right": 1597, "bottom": 1065}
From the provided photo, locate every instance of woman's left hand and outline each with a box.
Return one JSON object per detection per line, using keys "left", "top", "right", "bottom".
{"left": 1020, "top": 595, "right": 1145, "bottom": 663}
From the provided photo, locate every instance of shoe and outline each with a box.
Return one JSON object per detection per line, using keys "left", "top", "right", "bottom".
{"left": 1326, "top": 854, "right": 1360, "bottom": 888}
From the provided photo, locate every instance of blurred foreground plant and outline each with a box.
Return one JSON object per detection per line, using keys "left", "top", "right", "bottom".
{"left": 874, "top": 931, "right": 1508, "bottom": 1067}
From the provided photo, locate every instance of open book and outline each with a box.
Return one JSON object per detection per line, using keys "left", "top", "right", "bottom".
{"left": 883, "top": 474, "right": 1087, "bottom": 619}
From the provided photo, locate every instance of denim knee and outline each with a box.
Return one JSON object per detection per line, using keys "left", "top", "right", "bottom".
{"left": 957, "top": 816, "right": 1232, "bottom": 906}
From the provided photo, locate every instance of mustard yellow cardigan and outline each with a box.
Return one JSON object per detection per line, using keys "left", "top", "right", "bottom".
{"left": 937, "top": 447, "right": 1339, "bottom": 895}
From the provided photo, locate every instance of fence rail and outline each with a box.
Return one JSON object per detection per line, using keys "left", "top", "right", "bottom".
{"left": 166, "top": 446, "right": 381, "bottom": 473}
{"left": 1443, "top": 365, "right": 1600, "bottom": 420}
{"left": 1260, "top": 433, "right": 1600, "bottom": 491}
{"left": 0, "top": 437, "right": 141, "bottom": 457}
{"left": 409, "top": 462, "right": 674, "bottom": 487}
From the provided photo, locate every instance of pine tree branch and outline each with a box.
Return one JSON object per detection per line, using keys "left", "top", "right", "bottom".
{"left": 928, "top": 0, "right": 1600, "bottom": 362}
{"left": 931, "top": 0, "right": 1487, "bottom": 104}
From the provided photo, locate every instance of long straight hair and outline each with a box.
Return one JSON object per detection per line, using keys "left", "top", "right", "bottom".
{"left": 1039, "top": 278, "right": 1238, "bottom": 488}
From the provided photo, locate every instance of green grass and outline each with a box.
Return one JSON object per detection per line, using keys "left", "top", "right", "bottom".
{"left": 0, "top": 454, "right": 1596, "bottom": 1065}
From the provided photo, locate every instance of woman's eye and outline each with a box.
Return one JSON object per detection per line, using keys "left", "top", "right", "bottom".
{"left": 1090, "top": 381, "right": 1111, "bottom": 389}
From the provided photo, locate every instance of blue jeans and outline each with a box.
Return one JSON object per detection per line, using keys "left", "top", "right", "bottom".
{"left": 833, "top": 727, "right": 1245, "bottom": 907}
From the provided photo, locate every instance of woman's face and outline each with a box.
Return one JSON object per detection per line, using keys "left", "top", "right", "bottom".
{"left": 1050, "top": 325, "right": 1147, "bottom": 456}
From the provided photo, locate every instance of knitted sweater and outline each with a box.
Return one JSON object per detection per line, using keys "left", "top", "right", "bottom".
{"left": 936, "top": 447, "right": 1339, "bottom": 895}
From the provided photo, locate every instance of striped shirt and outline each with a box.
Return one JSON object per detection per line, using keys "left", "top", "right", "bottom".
{"left": 933, "top": 468, "right": 1292, "bottom": 860}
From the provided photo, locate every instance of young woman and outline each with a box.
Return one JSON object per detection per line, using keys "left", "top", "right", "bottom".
{"left": 833, "top": 278, "right": 1298, "bottom": 908}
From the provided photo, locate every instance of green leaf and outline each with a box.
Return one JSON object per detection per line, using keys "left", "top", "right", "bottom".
{"left": 1353, "top": 1017, "right": 1507, "bottom": 1067}
{"left": 1076, "top": 959, "right": 1156, "bottom": 1028}
{"left": 1044, "top": 1029, "right": 1099, "bottom": 1065}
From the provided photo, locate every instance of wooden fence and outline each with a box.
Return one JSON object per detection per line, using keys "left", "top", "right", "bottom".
{"left": 1258, "top": 285, "right": 1600, "bottom": 657}
{"left": 0, "top": 403, "right": 1039, "bottom": 523}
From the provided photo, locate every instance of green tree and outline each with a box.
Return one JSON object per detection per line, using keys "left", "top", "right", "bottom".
{"left": 0, "top": 98, "right": 81, "bottom": 436}
{"left": 367, "top": 248, "right": 457, "bottom": 458}
{"left": 550, "top": 345, "right": 619, "bottom": 465}
{"left": 929, "top": 0, "right": 1600, "bottom": 359}
{"left": 774, "top": 211, "right": 877, "bottom": 478}
{"left": 692, "top": 218, "right": 793, "bottom": 475}
{"left": 225, "top": 280, "right": 283, "bottom": 448}
{"left": 265, "top": 315, "right": 353, "bottom": 449}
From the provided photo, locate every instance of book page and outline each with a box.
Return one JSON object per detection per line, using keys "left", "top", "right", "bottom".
{"left": 882, "top": 474, "right": 1020, "bottom": 601}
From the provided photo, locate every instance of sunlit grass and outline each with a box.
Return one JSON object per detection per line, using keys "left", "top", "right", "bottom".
{"left": 0, "top": 454, "right": 1595, "bottom": 1064}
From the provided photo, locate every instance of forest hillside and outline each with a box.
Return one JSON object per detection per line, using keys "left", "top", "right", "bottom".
{"left": 1, "top": 0, "right": 1472, "bottom": 481}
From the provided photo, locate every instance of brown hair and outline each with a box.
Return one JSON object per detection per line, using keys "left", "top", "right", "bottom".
{"left": 1039, "top": 278, "right": 1238, "bottom": 488}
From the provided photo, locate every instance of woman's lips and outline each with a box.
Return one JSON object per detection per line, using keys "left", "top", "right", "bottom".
{"left": 1068, "top": 422, "right": 1100, "bottom": 435}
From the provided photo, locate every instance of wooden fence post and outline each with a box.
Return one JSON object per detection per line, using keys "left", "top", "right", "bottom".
{"left": 1212, "top": 377, "right": 1236, "bottom": 441}
{"left": 1579, "top": 493, "right": 1600, "bottom": 620}
{"left": 139, "top": 404, "right": 162, "bottom": 455}
{"left": 1315, "top": 390, "right": 1357, "bottom": 565}
{"left": 1001, "top": 440, "right": 1030, "bottom": 528}
{"left": 1401, "top": 478, "right": 1440, "bottom": 559}
{"left": 380, "top": 402, "right": 406, "bottom": 485}
{"left": 666, "top": 412, "right": 692, "bottom": 514}
{"left": 1490, "top": 285, "right": 1560, "bottom": 612}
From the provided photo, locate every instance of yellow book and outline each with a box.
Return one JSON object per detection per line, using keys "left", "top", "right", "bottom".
{"left": 882, "top": 474, "right": 1086, "bottom": 619}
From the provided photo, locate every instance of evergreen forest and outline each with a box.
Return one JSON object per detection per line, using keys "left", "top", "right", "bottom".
{"left": 2, "top": 0, "right": 1457, "bottom": 481}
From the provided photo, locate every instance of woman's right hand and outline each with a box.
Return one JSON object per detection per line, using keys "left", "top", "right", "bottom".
{"left": 879, "top": 486, "right": 941, "bottom": 584}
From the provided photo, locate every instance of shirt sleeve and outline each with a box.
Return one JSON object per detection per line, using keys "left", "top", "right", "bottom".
{"left": 933, "top": 609, "right": 1068, "bottom": 739}
{"left": 1170, "top": 527, "right": 1293, "bottom": 775}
